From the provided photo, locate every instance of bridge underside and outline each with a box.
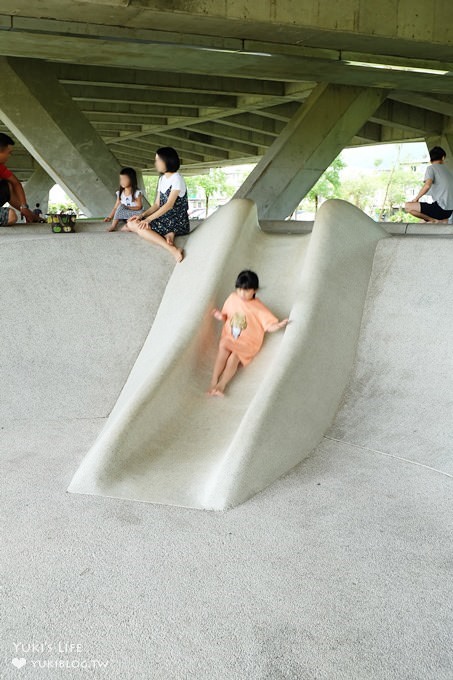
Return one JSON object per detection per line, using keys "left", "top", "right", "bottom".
{"left": 1, "top": 1, "right": 452, "bottom": 215}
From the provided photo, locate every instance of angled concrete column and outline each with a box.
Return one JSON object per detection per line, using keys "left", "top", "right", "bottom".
{"left": 24, "top": 166, "right": 54, "bottom": 215}
{"left": 425, "top": 134, "right": 453, "bottom": 169}
{"left": 0, "top": 57, "right": 121, "bottom": 217}
{"left": 136, "top": 170, "right": 151, "bottom": 210}
{"left": 235, "top": 83, "right": 385, "bottom": 219}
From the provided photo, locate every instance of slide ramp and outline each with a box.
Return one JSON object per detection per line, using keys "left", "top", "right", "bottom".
{"left": 68, "top": 199, "right": 387, "bottom": 510}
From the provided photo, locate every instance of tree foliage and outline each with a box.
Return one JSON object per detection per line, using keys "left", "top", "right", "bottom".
{"left": 143, "top": 168, "right": 233, "bottom": 216}
{"left": 307, "top": 156, "right": 345, "bottom": 211}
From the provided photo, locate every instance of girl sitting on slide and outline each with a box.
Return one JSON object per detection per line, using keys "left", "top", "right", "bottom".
{"left": 104, "top": 167, "right": 143, "bottom": 232}
{"left": 209, "top": 270, "right": 289, "bottom": 397}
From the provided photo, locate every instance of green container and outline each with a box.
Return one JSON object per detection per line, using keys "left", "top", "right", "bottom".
{"left": 47, "top": 212, "right": 77, "bottom": 234}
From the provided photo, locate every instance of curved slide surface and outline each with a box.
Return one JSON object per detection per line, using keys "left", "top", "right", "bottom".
{"left": 68, "top": 199, "right": 388, "bottom": 510}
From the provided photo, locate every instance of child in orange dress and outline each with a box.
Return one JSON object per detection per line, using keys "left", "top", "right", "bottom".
{"left": 208, "top": 270, "right": 289, "bottom": 397}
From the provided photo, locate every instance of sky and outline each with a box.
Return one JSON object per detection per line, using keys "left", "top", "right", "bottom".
{"left": 340, "top": 141, "right": 428, "bottom": 171}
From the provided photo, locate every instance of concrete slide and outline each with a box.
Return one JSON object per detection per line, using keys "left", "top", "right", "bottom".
{"left": 68, "top": 199, "right": 388, "bottom": 510}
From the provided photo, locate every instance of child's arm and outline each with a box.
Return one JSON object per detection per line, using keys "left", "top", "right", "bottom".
{"left": 133, "top": 196, "right": 159, "bottom": 221}
{"left": 212, "top": 309, "right": 227, "bottom": 321}
{"left": 266, "top": 318, "right": 290, "bottom": 333}
{"left": 104, "top": 196, "right": 120, "bottom": 222}
{"left": 212, "top": 294, "right": 231, "bottom": 321}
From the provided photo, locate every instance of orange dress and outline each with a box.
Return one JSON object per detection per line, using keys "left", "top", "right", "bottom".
{"left": 219, "top": 292, "right": 279, "bottom": 366}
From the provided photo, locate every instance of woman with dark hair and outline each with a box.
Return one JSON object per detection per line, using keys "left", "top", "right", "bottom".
{"left": 127, "top": 147, "right": 189, "bottom": 262}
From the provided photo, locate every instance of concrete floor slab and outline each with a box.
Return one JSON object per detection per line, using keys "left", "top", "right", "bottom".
{"left": 1, "top": 211, "right": 452, "bottom": 679}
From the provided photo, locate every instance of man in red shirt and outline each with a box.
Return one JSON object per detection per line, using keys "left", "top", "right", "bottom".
{"left": 0, "top": 133, "right": 40, "bottom": 226}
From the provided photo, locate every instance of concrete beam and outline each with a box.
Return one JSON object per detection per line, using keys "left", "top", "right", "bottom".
{"left": 235, "top": 83, "right": 386, "bottom": 219}
{"left": 212, "top": 114, "right": 283, "bottom": 137}
{"left": 370, "top": 100, "right": 443, "bottom": 135}
{"left": 388, "top": 92, "right": 453, "bottom": 118}
{"left": 66, "top": 84, "right": 237, "bottom": 109}
{"left": 101, "top": 93, "right": 306, "bottom": 146}
{"left": 24, "top": 166, "right": 54, "bottom": 215}
{"left": 173, "top": 128, "right": 260, "bottom": 158}
{"left": 112, "top": 137, "right": 223, "bottom": 163}
{"left": 253, "top": 103, "right": 302, "bottom": 122}
{"left": 185, "top": 122, "right": 275, "bottom": 149}
{"left": 57, "top": 63, "right": 286, "bottom": 98}
{"left": 381, "top": 127, "right": 421, "bottom": 143}
{"left": 181, "top": 156, "right": 261, "bottom": 173}
{"left": 81, "top": 102, "right": 199, "bottom": 119}
{"left": 112, "top": 139, "right": 208, "bottom": 164}
{"left": 0, "top": 57, "right": 121, "bottom": 216}
{"left": 2, "top": 2, "right": 453, "bottom": 66}
{"left": 354, "top": 121, "right": 383, "bottom": 143}
{"left": 0, "top": 13, "right": 453, "bottom": 97}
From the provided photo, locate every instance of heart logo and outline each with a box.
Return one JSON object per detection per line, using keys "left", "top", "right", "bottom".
{"left": 12, "top": 658, "right": 26, "bottom": 668}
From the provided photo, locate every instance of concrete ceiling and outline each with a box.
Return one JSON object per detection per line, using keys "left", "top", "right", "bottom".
{"left": 1, "top": 1, "right": 453, "bottom": 179}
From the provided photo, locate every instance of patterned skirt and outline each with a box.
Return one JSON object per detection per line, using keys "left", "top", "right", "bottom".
{"left": 150, "top": 190, "right": 190, "bottom": 237}
{"left": 114, "top": 204, "right": 142, "bottom": 221}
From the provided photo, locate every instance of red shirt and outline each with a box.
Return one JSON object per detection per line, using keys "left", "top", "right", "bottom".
{"left": 0, "top": 164, "right": 12, "bottom": 180}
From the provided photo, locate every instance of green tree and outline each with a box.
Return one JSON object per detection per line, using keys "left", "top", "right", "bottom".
{"left": 142, "top": 175, "right": 159, "bottom": 203}
{"left": 379, "top": 166, "right": 421, "bottom": 221}
{"left": 143, "top": 168, "right": 233, "bottom": 216}
{"left": 307, "top": 156, "right": 345, "bottom": 212}
{"left": 187, "top": 169, "right": 233, "bottom": 216}
{"left": 48, "top": 199, "right": 78, "bottom": 214}
{"left": 340, "top": 174, "right": 377, "bottom": 212}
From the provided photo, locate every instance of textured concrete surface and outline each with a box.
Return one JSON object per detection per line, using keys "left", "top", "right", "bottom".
{"left": 0, "top": 220, "right": 202, "bottom": 237}
{"left": 0, "top": 232, "right": 174, "bottom": 421}
{"left": 3, "top": 219, "right": 453, "bottom": 238}
{"left": 328, "top": 235, "right": 453, "bottom": 477}
{"left": 1, "top": 227, "right": 452, "bottom": 679}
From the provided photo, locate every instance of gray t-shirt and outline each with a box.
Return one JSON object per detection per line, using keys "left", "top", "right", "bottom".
{"left": 424, "top": 163, "right": 453, "bottom": 209}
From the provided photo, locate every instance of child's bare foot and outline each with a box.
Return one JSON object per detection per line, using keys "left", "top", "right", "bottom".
{"left": 105, "top": 224, "right": 117, "bottom": 232}
{"left": 165, "top": 232, "right": 175, "bottom": 246}
{"left": 208, "top": 387, "right": 225, "bottom": 397}
{"left": 171, "top": 246, "right": 184, "bottom": 263}
{"left": 121, "top": 224, "right": 131, "bottom": 232}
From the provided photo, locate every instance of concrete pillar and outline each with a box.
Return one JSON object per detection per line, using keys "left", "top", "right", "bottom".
{"left": 425, "top": 134, "right": 453, "bottom": 169}
{"left": 24, "top": 166, "right": 54, "bottom": 215}
{"left": 0, "top": 57, "right": 122, "bottom": 217}
{"left": 235, "top": 83, "right": 385, "bottom": 219}
{"left": 136, "top": 170, "right": 151, "bottom": 210}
